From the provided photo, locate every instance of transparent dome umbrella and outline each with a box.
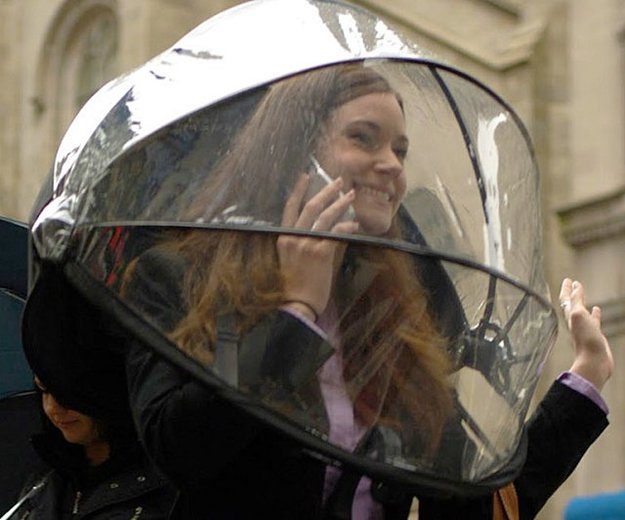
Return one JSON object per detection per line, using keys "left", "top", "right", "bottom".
{"left": 28, "top": 0, "right": 557, "bottom": 498}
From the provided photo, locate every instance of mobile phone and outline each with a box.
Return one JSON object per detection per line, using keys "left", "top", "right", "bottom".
{"left": 303, "top": 156, "right": 356, "bottom": 223}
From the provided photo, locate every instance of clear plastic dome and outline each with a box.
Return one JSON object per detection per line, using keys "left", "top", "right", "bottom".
{"left": 30, "top": 0, "right": 557, "bottom": 497}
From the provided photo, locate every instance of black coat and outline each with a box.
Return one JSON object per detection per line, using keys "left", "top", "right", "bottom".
{"left": 12, "top": 434, "right": 178, "bottom": 520}
{"left": 123, "top": 248, "right": 608, "bottom": 520}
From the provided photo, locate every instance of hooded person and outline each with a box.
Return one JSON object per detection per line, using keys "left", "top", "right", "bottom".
{"left": 4, "top": 269, "right": 179, "bottom": 520}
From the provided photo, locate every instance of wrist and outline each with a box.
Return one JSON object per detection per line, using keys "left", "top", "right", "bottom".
{"left": 570, "top": 357, "right": 612, "bottom": 392}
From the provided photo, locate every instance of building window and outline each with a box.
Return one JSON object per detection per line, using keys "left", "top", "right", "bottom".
{"left": 75, "top": 13, "right": 118, "bottom": 110}
{"left": 38, "top": 1, "right": 119, "bottom": 147}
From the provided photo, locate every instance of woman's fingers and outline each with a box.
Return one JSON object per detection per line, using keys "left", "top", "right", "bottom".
{"left": 559, "top": 277, "right": 572, "bottom": 302}
{"left": 560, "top": 278, "right": 596, "bottom": 326}
{"left": 560, "top": 278, "right": 588, "bottom": 320}
{"left": 297, "top": 177, "right": 345, "bottom": 228}
{"left": 559, "top": 277, "right": 573, "bottom": 316}
{"left": 311, "top": 189, "right": 356, "bottom": 231}
{"left": 281, "top": 174, "right": 309, "bottom": 227}
{"left": 283, "top": 174, "right": 358, "bottom": 233}
{"left": 570, "top": 279, "right": 586, "bottom": 308}
{"left": 591, "top": 305, "right": 602, "bottom": 322}
{"left": 332, "top": 220, "right": 360, "bottom": 234}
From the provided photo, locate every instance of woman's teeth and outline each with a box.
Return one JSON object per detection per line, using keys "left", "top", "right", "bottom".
{"left": 359, "top": 186, "right": 390, "bottom": 201}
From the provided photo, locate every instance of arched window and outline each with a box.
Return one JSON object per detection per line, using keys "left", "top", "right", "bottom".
{"left": 75, "top": 13, "right": 118, "bottom": 109}
{"left": 55, "top": 4, "right": 119, "bottom": 141}
{"left": 36, "top": 1, "right": 119, "bottom": 155}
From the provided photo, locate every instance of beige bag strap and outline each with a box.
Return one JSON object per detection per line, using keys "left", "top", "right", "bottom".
{"left": 493, "top": 483, "right": 519, "bottom": 520}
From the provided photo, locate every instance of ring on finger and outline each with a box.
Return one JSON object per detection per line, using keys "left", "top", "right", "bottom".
{"left": 560, "top": 300, "right": 570, "bottom": 310}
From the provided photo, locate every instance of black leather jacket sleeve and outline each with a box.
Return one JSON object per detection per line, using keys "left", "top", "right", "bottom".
{"left": 515, "top": 381, "right": 608, "bottom": 520}
{"left": 126, "top": 340, "right": 263, "bottom": 487}
{"left": 417, "top": 381, "right": 608, "bottom": 520}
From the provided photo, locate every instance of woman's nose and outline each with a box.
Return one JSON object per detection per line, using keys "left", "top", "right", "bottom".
{"left": 44, "top": 393, "right": 66, "bottom": 414}
{"left": 375, "top": 146, "right": 403, "bottom": 176}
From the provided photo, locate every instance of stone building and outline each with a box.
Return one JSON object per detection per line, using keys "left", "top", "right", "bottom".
{"left": 1, "top": 0, "right": 624, "bottom": 518}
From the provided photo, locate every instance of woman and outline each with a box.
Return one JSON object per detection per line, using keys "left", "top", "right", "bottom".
{"left": 165, "top": 64, "right": 453, "bottom": 456}
{"left": 11, "top": 272, "right": 178, "bottom": 520}
{"left": 122, "top": 64, "right": 612, "bottom": 519}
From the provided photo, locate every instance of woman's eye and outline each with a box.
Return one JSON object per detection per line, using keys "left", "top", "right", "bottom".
{"left": 394, "top": 147, "right": 408, "bottom": 162}
{"left": 351, "top": 131, "right": 374, "bottom": 147}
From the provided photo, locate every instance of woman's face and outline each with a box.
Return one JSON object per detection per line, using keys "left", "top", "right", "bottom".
{"left": 35, "top": 378, "right": 100, "bottom": 447}
{"left": 316, "top": 91, "right": 408, "bottom": 236}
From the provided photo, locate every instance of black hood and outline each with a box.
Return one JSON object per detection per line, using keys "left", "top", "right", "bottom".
{"left": 21, "top": 265, "right": 131, "bottom": 429}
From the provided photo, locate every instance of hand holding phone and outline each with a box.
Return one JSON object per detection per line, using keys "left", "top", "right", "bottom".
{"left": 303, "top": 156, "right": 356, "bottom": 223}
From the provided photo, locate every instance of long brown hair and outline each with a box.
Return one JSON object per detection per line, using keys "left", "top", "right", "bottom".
{"left": 164, "top": 63, "right": 454, "bottom": 454}
{"left": 186, "top": 63, "right": 403, "bottom": 223}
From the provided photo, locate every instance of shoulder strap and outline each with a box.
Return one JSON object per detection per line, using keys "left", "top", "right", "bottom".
{"left": 493, "top": 483, "right": 519, "bottom": 520}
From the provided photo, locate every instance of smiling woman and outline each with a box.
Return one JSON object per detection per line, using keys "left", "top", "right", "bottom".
{"left": 118, "top": 64, "right": 456, "bottom": 519}
{"left": 114, "top": 60, "right": 612, "bottom": 520}
{"left": 145, "top": 65, "right": 454, "bottom": 450}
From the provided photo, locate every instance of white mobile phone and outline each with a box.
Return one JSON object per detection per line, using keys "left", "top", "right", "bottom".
{"left": 303, "top": 156, "right": 355, "bottom": 223}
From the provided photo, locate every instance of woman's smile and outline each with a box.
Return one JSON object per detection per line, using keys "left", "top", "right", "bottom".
{"left": 54, "top": 419, "right": 80, "bottom": 429}
{"left": 355, "top": 183, "right": 393, "bottom": 203}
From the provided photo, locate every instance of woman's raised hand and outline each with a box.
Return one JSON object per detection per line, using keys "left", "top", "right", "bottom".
{"left": 277, "top": 174, "right": 358, "bottom": 320}
{"left": 559, "top": 278, "right": 614, "bottom": 392}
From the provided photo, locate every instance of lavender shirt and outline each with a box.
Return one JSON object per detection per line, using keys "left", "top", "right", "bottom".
{"left": 557, "top": 371, "right": 609, "bottom": 414}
